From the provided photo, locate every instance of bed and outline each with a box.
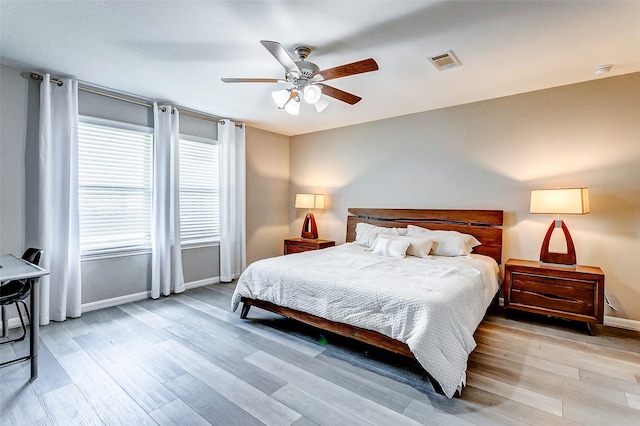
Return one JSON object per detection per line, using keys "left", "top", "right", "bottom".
{"left": 231, "top": 208, "right": 503, "bottom": 397}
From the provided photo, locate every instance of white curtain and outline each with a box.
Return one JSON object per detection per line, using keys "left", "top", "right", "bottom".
{"left": 38, "top": 74, "right": 81, "bottom": 324}
{"left": 219, "top": 119, "right": 246, "bottom": 282}
{"left": 151, "top": 104, "right": 185, "bottom": 298}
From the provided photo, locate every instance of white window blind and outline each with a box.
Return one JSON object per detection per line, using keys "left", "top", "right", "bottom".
{"left": 78, "top": 119, "right": 153, "bottom": 255}
{"left": 179, "top": 137, "right": 220, "bottom": 244}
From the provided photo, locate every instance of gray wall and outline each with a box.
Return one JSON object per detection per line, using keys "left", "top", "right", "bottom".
{"left": 77, "top": 88, "right": 221, "bottom": 303}
{"left": 1, "top": 64, "right": 221, "bottom": 311}
{"left": 289, "top": 72, "right": 640, "bottom": 322}
{"left": 0, "top": 64, "right": 28, "bottom": 256}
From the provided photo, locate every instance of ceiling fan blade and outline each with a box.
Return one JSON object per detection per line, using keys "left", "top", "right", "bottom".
{"left": 260, "top": 40, "right": 300, "bottom": 75}
{"left": 221, "top": 78, "right": 284, "bottom": 83}
{"left": 317, "top": 84, "right": 362, "bottom": 105}
{"left": 313, "top": 58, "right": 378, "bottom": 81}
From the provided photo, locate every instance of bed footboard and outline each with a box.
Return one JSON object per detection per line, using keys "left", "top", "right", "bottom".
{"left": 239, "top": 297, "right": 449, "bottom": 394}
{"left": 239, "top": 297, "right": 414, "bottom": 358}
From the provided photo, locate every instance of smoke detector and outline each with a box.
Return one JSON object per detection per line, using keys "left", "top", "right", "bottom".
{"left": 428, "top": 50, "right": 462, "bottom": 71}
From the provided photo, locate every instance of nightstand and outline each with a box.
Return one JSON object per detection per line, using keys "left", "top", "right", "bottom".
{"left": 504, "top": 259, "right": 604, "bottom": 334}
{"left": 284, "top": 238, "right": 335, "bottom": 255}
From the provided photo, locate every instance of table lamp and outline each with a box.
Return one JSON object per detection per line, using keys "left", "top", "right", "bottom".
{"left": 530, "top": 187, "right": 590, "bottom": 267}
{"left": 295, "top": 193, "right": 325, "bottom": 240}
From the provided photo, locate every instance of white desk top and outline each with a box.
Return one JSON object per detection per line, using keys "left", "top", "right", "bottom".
{"left": 0, "top": 254, "right": 49, "bottom": 282}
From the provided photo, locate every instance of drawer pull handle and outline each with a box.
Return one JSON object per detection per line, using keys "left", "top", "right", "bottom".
{"left": 533, "top": 292, "right": 590, "bottom": 306}
{"left": 538, "top": 292, "right": 574, "bottom": 302}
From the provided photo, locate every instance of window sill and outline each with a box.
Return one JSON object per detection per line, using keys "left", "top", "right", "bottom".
{"left": 81, "top": 240, "right": 220, "bottom": 261}
{"left": 181, "top": 240, "right": 220, "bottom": 250}
{"left": 81, "top": 248, "right": 152, "bottom": 261}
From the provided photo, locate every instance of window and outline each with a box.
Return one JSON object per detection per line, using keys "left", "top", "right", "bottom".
{"left": 78, "top": 118, "right": 153, "bottom": 255}
{"left": 179, "top": 136, "right": 220, "bottom": 245}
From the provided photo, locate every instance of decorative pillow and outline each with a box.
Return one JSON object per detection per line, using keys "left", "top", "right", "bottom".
{"left": 371, "top": 236, "right": 410, "bottom": 258}
{"left": 354, "top": 222, "right": 408, "bottom": 248}
{"left": 370, "top": 234, "right": 435, "bottom": 258}
{"left": 406, "top": 225, "right": 481, "bottom": 256}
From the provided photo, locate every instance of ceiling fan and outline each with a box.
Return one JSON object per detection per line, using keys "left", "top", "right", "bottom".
{"left": 221, "top": 40, "right": 379, "bottom": 115}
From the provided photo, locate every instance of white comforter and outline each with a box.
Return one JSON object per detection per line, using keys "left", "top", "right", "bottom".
{"left": 231, "top": 243, "right": 500, "bottom": 397}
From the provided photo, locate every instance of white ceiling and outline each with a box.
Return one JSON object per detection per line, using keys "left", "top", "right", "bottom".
{"left": 2, "top": 1, "right": 639, "bottom": 136}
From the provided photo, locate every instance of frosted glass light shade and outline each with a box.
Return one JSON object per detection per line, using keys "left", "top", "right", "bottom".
{"left": 284, "top": 97, "right": 300, "bottom": 115}
{"left": 303, "top": 85, "right": 322, "bottom": 104}
{"left": 272, "top": 89, "right": 290, "bottom": 108}
{"left": 314, "top": 96, "right": 329, "bottom": 113}
{"left": 530, "top": 188, "right": 590, "bottom": 215}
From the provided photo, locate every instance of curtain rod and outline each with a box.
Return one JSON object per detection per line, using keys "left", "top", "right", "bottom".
{"left": 22, "top": 72, "right": 243, "bottom": 127}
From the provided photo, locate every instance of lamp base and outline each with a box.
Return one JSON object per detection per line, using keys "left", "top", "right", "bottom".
{"left": 301, "top": 212, "right": 319, "bottom": 240}
{"left": 539, "top": 219, "right": 576, "bottom": 266}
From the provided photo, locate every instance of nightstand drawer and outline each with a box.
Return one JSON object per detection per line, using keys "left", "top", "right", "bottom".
{"left": 510, "top": 272, "right": 595, "bottom": 316}
{"left": 284, "top": 238, "right": 335, "bottom": 255}
{"left": 286, "top": 244, "right": 316, "bottom": 254}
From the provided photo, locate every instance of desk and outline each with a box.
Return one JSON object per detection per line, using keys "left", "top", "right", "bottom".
{"left": 0, "top": 254, "right": 49, "bottom": 380}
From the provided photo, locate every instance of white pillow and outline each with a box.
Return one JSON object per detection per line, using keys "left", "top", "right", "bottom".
{"left": 406, "top": 225, "right": 481, "bottom": 256}
{"left": 371, "top": 236, "right": 410, "bottom": 258}
{"left": 354, "top": 222, "right": 408, "bottom": 248}
{"left": 370, "top": 234, "right": 435, "bottom": 258}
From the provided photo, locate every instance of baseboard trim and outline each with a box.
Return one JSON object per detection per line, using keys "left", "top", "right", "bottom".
{"left": 604, "top": 315, "right": 640, "bottom": 332}
{"left": 81, "top": 276, "right": 220, "bottom": 313}
{"left": 2, "top": 317, "right": 27, "bottom": 332}
{"left": 9, "top": 281, "right": 634, "bottom": 333}
{"left": 2, "top": 276, "right": 222, "bottom": 331}
{"left": 81, "top": 291, "right": 151, "bottom": 313}
{"left": 0, "top": 305, "right": 106, "bottom": 332}
{"left": 184, "top": 276, "right": 220, "bottom": 290}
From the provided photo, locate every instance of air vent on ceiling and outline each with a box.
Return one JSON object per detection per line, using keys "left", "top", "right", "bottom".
{"left": 428, "top": 50, "right": 461, "bottom": 71}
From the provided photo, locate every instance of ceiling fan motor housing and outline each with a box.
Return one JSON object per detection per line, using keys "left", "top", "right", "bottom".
{"left": 296, "top": 61, "right": 320, "bottom": 77}
{"left": 293, "top": 46, "right": 320, "bottom": 78}
{"left": 289, "top": 61, "right": 320, "bottom": 90}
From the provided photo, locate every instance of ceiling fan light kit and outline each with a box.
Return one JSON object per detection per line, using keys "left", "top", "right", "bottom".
{"left": 272, "top": 88, "right": 304, "bottom": 115}
{"left": 222, "top": 40, "right": 379, "bottom": 115}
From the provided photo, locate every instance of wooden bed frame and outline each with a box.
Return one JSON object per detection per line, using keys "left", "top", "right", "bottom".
{"left": 239, "top": 208, "right": 503, "bottom": 390}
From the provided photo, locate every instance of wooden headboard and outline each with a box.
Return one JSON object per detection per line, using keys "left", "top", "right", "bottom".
{"left": 346, "top": 208, "right": 504, "bottom": 264}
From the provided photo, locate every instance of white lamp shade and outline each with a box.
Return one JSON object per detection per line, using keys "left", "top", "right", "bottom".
{"left": 295, "top": 193, "right": 325, "bottom": 210}
{"left": 314, "top": 96, "right": 329, "bottom": 113}
{"left": 272, "top": 89, "right": 290, "bottom": 108}
{"left": 530, "top": 187, "right": 590, "bottom": 214}
{"left": 303, "top": 85, "right": 322, "bottom": 104}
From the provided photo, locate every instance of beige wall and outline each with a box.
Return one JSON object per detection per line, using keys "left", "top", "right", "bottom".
{"left": 289, "top": 72, "right": 640, "bottom": 322}
{"left": 245, "top": 126, "right": 291, "bottom": 264}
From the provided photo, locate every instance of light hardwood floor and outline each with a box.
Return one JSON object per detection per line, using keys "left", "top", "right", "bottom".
{"left": 1, "top": 283, "right": 639, "bottom": 425}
